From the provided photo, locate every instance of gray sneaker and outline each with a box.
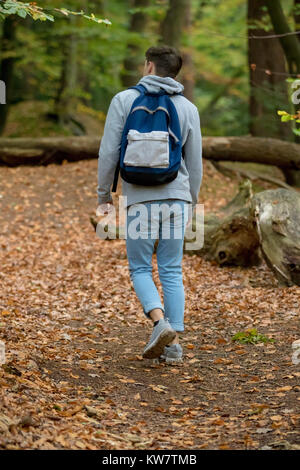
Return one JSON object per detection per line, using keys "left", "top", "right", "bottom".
{"left": 142, "top": 319, "right": 176, "bottom": 359}
{"left": 160, "top": 344, "right": 183, "bottom": 363}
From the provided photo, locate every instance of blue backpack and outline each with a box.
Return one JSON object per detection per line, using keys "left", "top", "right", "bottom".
{"left": 112, "top": 84, "right": 183, "bottom": 191}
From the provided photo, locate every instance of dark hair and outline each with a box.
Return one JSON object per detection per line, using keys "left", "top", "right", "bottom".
{"left": 145, "top": 46, "right": 183, "bottom": 78}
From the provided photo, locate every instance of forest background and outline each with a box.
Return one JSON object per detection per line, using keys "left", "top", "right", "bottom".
{"left": 1, "top": 0, "right": 299, "bottom": 145}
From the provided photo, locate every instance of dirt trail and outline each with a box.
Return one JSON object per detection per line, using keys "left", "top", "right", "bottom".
{"left": 0, "top": 160, "right": 299, "bottom": 450}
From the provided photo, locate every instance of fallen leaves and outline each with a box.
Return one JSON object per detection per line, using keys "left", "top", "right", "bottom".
{"left": 0, "top": 159, "right": 299, "bottom": 450}
{"left": 276, "top": 386, "right": 293, "bottom": 392}
{"left": 149, "top": 384, "right": 168, "bottom": 394}
{"left": 0, "top": 414, "right": 15, "bottom": 433}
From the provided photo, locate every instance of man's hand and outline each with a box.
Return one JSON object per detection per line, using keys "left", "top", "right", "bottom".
{"left": 96, "top": 202, "right": 113, "bottom": 216}
{"left": 185, "top": 204, "right": 194, "bottom": 229}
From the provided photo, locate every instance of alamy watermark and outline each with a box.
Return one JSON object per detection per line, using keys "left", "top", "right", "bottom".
{"left": 0, "top": 341, "right": 5, "bottom": 365}
{"left": 292, "top": 339, "right": 300, "bottom": 365}
{"left": 291, "top": 79, "right": 300, "bottom": 105}
{"left": 95, "top": 196, "right": 204, "bottom": 251}
{"left": 0, "top": 80, "right": 6, "bottom": 104}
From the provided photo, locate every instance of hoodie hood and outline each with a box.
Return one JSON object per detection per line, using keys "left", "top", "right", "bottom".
{"left": 138, "top": 75, "right": 184, "bottom": 95}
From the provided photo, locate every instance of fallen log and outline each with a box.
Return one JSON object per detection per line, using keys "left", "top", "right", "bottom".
{"left": 252, "top": 188, "right": 300, "bottom": 286}
{"left": 203, "top": 136, "right": 300, "bottom": 170}
{"left": 190, "top": 181, "right": 300, "bottom": 286}
{"left": 0, "top": 136, "right": 299, "bottom": 169}
{"left": 0, "top": 136, "right": 100, "bottom": 165}
{"left": 186, "top": 180, "right": 261, "bottom": 267}
{"left": 212, "top": 161, "right": 297, "bottom": 192}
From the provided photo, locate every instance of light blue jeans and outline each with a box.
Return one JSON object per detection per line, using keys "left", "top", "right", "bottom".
{"left": 126, "top": 199, "right": 190, "bottom": 332}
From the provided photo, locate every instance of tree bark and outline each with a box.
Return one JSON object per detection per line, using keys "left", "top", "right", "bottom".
{"left": 248, "top": 0, "right": 290, "bottom": 139}
{"left": 202, "top": 136, "right": 300, "bottom": 169}
{"left": 54, "top": 16, "right": 80, "bottom": 133}
{"left": 121, "top": 0, "right": 150, "bottom": 88}
{"left": 252, "top": 188, "right": 300, "bottom": 286}
{"left": 0, "top": 136, "right": 99, "bottom": 165}
{"left": 266, "top": 0, "right": 300, "bottom": 75}
{"left": 186, "top": 182, "right": 300, "bottom": 286}
{"left": 181, "top": 0, "right": 194, "bottom": 102}
{"left": 160, "top": 0, "right": 194, "bottom": 100}
{"left": 266, "top": 0, "right": 300, "bottom": 185}
{"left": 0, "top": 136, "right": 299, "bottom": 169}
{"left": 184, "top": 180, "right": 260, "bottom": 265}
{"left": 0, "top": 16, "right": 17, "bottom": 135}
{"left": 160, "top": 0, "right": 190, "bottom": 49}
{"left": 295, "top": 0, "right": 300, "bottom": 32}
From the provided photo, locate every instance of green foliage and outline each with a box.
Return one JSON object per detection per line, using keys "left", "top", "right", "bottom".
{"left": 128, "top": 3, "right": 167, "bottom": 21}
{"left": 0, "top": 0, "right": 111, "bottom": 24}
{"left": 57, "top": 9, "right": 111, "bottom": 25}
{"left": 232, "top": 328, "right": 275, "bottom": 345}
{"left": 278, "top": 110, "right": 300, "bottom": 136}
{"left": 0, "top": 0, "right": 297, "bottom": 139}
{"left": 278, "top": 110, "right": 300, "bottom": 122}
{"left": 0, "top": 0, "right": 54, "bottom": 21}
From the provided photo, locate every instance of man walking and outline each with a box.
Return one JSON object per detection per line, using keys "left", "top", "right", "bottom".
{"left": 97, "top": 46, "right": 202, "bottom": 363}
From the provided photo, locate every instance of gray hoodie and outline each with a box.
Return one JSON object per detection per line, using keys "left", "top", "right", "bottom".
{"left": 97, "top": 75, "right": 202, "bottom": 208}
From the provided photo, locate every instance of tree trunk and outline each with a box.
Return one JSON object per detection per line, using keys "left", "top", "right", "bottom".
{"left": 160, "top": 0, "right": 194, "bottom": 100}
{"left": 248, "top": 0, "right": 290, "bottom": 140}
{"left": 295, "top": 0, "right": 300, "bottom": 32}
{"left": 160, "top": 0, "right": 190, "bottom": 48}
{"left": 121, "top": 0, "right": 150, "bottom": 88}
{"left": 54, "top": 16, "right": 80, "bottom": 133}
{"left": 0, "top": 136, "right": 299, "bottom": 169}
{"left": 0, "top": 17, "right": 17, "bottom": 135}
{"left": 266, "top": 0, "right": 300, "bottom": 185}
{"left": 181, "top": 1, "right": 194, "bottom": 102}
{"left": 266, "top": 0, "right": 300, "bottom": 74}
{"left": 294, "top": 0, "right": 300, "bottom": 143}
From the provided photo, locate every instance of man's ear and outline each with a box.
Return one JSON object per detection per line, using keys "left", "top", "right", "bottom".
{"left": 148, "top": 61, "right": 156, "bottom": 75}
{"left": 143, "top": 60, "right": 156, "bottom": 76}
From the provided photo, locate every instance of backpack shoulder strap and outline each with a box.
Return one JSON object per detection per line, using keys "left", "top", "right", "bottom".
{"left": 129, "top": 84, "right": 147, "bottom": 94}
{"left": 112, "top": 85, "right": 146, "bottom": 193}
{"left": 131, "top": 84, "right": 183, "bottom": 97}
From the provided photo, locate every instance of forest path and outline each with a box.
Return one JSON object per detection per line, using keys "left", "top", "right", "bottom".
{"left": 0, "top": 160, "right": 299, "bottom": 450}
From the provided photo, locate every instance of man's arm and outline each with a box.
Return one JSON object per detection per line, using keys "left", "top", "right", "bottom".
{"left": 183, "top": 106, "right": 202, "bottom": 209}
{"left": 97, "top": 94, "right": 125, "bottom": 205}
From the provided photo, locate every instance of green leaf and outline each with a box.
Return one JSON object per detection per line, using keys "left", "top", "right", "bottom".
{"left": 7, "top": 7, "right": 18, "bottom": 14}
{"left": 17, "top": 9, "right": 27, "bottom": 19}
{"left": 42, "top": 13, "right": 54, "bottom": 22}
{"left": 232, "top": 328, "right": 274, "bottom": 344}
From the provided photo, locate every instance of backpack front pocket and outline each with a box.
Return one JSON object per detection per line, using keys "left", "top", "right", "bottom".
{"left": 124, "top": 130, "right": 169, "bottom": 168}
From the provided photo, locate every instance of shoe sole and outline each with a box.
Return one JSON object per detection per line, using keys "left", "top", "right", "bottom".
{"left": 153, "top": 356, "right": 183, "bottom": 365}
{"left": 143, "top": 329, "right": 176, "bottom": 359}
{"left": 164, "top": 356, "right": 183, "bottom": 364}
